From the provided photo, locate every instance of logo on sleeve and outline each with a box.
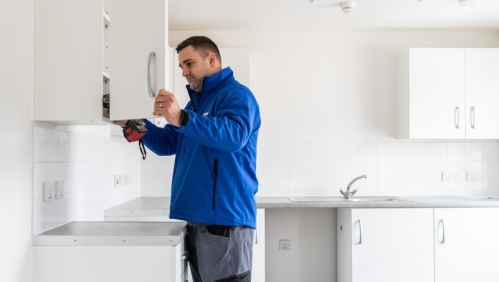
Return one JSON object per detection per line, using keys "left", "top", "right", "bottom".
{"left": 203, "top": 111, "right": 209, "bottom": 116}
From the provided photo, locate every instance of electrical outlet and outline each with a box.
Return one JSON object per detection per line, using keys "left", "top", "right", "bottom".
{"left": 467, "top": 171, "right": 477, "bottom": 182}
{"left": 442, "top": 171, "right": 460, "bottom": 182}
{"left": 279, "top": 239, "right": 290, "bottom": 250}
{"left": 55, "top": 181, "right": 64, "bottom": 199}
{"left": 43, "top": 181, "right": 55, "bottom": 202}
{"left": 119, "top": 174, "right": 125, "bottom": 186}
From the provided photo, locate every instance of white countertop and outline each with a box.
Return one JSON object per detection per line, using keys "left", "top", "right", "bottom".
{"left": 103, "top": 196, "right": 499, "bottom": 214}
{"left": 33, "top": 221, "right": 186, "bottom": 246}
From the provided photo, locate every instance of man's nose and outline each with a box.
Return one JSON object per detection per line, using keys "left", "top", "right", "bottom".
{"left": 182, "top": 68, "right": 189, "bottom": 77}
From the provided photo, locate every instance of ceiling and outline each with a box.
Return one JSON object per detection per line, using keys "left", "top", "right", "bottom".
{"left": 169, "top": 0, "right": 499, "bottom": 31}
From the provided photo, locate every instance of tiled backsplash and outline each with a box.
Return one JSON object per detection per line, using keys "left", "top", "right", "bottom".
{"left": 141, "top": 142, "right": 499, "bottom": 198}
{"left": 32, "top": 125, "right": 140, "bottom": 234}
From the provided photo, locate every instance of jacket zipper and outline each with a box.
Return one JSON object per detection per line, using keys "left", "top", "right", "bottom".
{"left": 212, "top": 159, "right": 218, "bottom": 210}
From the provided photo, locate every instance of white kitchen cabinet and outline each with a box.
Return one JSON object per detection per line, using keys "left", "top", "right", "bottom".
{"left": 398, "top": 48, "right": 499, "bottom": 139}
{"left": 337, "top": 208, "right": 434, "bottom": 282}
{"left": 464, "top": 49, "right": 499, "bottom": 139}
{"left": 33, "top": 222, "right": 186, "bottom": 282}
{"left": 253, "top": 208, "right": 266, "bottom": 282}
{"left": 434, "top": 208, "right": 499, "bottom": 282}
{"left": 33, "top": 0, "right": 168, "bottom": 125}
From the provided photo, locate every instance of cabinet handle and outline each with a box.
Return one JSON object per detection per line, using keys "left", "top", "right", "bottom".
{"left": 471, "top": 107, "right": 475, "bottom": 129}
{"left": 358, "top": 220, "right": 362, "bottom": 245}
{"left": 455, "top": 107, "right": 459, "bottom": 129}
{"left": 439, "top": 219, "right": 445, "bottom": 244}
{"left": 147, "top": 51, "right": 156, "bottom": 98}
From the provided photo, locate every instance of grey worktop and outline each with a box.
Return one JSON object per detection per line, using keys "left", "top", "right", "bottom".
{"left": 33, "top": 221, "right": 186, "bottom": 246}
{"left": 104, "top": 196, "right": 499, "bottom": 214}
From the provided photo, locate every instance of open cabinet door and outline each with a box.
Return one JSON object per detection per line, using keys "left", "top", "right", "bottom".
{"left": 109, "top": 0, "right": 169, "bottom": 121}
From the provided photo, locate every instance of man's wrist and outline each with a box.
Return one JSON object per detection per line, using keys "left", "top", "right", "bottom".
{"left": 180, "top": 110, "right": 189, "bottom": 126}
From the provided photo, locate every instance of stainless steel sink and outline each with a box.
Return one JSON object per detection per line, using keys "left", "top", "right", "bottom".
{"left": 288, "top": 196, "right": 416, "bottom": 202}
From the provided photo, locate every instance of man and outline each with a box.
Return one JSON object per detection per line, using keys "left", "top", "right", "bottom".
{"left": 138, "top": 36, "right": 260, "bottom": 282}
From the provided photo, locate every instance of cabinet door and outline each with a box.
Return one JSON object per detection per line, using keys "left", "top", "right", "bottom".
{"left": 109, "top": 0, "right": 168, "bottom": 120}
{"left": 435, "top": 208, "right": 499, "bottom": 282}
{"left": 338, "top": 208, "right": 434, "bottom": 282}
{"left": 409, "top": 49, "right": 465, "bottom": 139}
{"left": 465, "top": 49, "right": 499, "bottom": 139}
{"left": 33, "top": 0, "right": 103, "bottom": 122}
{"left": 253, "top": 208, "right": 265, "bottom": 282}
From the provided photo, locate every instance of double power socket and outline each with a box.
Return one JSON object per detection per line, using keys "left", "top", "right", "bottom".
{"left": 441, "top": 171, "right": 477, "bottom": 182}
{"left": 114, "top": 173, "right": 131, "bottom": 188}
{"left": 43, "top": 181, "right": 64, "bottom": 202}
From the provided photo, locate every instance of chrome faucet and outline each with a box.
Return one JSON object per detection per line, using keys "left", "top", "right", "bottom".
{"left": 340, "top": 174, "right": 367, "bottom": 199}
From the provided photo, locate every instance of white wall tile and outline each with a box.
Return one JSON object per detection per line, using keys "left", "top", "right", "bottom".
{"left": 483, "top": 161, "right": 499, "bottom": 178}
{"left": 360, "top": 143, "right": 377, "bottom": 161}
{"left": 271, "top": 143, "right": 288, "bottom": 161}
{"left": 431, "top": 143, "right": 447, "bottom": 161}
{"left": 431, "top": 180, "right": 448, "bottom": 196}
{"left": 395, "top": 179, "right": 412, "bottom": 196}
{"left": 395, "top": 161, "right": 412, "bottom": 179}
{"left": 307, "top": 143, "right": 324, "bottom": 161}
{"left": 325, "top": 143, "right": 342, "bottom": 161}
{"left": 58, "top": 131, "right": 69, "bottom": 162}
{"left": 448, "top": 182, "right": 466, "bottom": 196}
{"left": 465, "top": 181, "right": 482, "bottom": 195}
{"left": 378, "top": 178, "right": 395, "bottom": 195}
{"left": 447, "top": 161, "right": 466, "bottom": 182}
{"left": 257, "top": 160, "right": 272, "bottom": 180}
{"left": 412, "top": 178, "right": 431, "bottom": 196}
{"left": 359, "top": 161, "right": 377, "bottom": 179}
{"left": 306, "top": 161, "right": 324, "bottom": 179}
{"left": 412, "top": 143, "right": 431, "bottom": 161}
{"left": 378, "top": 143, "right": 395, "bottom": 161}
{"left": 395, "top": 143, "right": 412, "bottom": 161}
{"left": 46, "top": 163, "right": 58, "bottom": 181}
{"left": 325, "top": 161, "right": 342, "bottom": 179}
{"left": 164, "top": 160, "right": 175, "bottom": 179}
{"left": 289, "top": 161, "right": 306, "bottom": 179}
{"left": 33, "top": 163, "right": 47, "bottom": 199}
{"left": 271, "top": 179, "right": 289, "bottom": 196}
{"left": 145, "top": 178, "right": 166, "bottom": 197}
{"left": 144, "top": 160, "right": 166, "bottom": 180}
{"left": 412, "top": 161, "right": 431, "bottom": 179}
{"left": 483, "top": 178, "right": 499, "bottom": 195}
{"left": 288, "top": 143, "right": 307, "bottom": 161}
{"left": 342, "top": 143, "right": 359, "bottom": 161}
{"left": 257, "top": 143, "right": 271, "bottom": 161}
{"left": 447, "top": 143, "right": 465, "bottom": 161}
{"left": 272, "top": 161, "right": 288, "bottom": 179}
{"left": 378, "top": 161, "right": 395, "bottom": 179}
{"left": 465, "top": 143, "right": 482, "bottom": 161}
{"left": 482, "top": 143, "right": 499, "bottom": 161}
{"left": 288, "top": 179, "right": 307, "bottom": 196}
{"left": 342, "top": 160, "right": 360, "bottom": 180}
{"left": 46, "top": 129, "right": 58, "bottom": 162}
{"left": 306, "top": 178, "right": 324, "bottom": 196}
{"left": 358, "top": 177, "right": 377, "bottom": 196}
{"left": 325, "top": 179, "right": 342, "bottom": 196}
{"left": 257, "top": 179, "right": 272, "bottom": 196}
{"left": 33, "top": 127, "right": 46, "bottom": 162}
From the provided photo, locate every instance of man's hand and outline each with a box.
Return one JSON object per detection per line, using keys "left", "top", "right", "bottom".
{"left": 113, "top": 120, "right": 128, "bottom": 128}
{"left": 153, "top": 89, "right": 182, "bottom": 127}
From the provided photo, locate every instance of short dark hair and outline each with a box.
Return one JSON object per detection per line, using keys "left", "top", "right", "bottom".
{"left": 175, "top": 36, "right": 222, "bottom": 64}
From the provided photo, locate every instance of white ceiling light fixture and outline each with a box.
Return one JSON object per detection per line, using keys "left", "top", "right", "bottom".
{"left": 340, "top": 1, "right": 356, "bottom": 13}
{"left": 458, "top": 0, "right": 481, "bottom": 6}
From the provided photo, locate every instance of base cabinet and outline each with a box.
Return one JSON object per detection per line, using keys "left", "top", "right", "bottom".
{"left": 434, "top": 208, "right": 499, "bottom": 282}
{"left": 337, "top": 208, "right": 434, "bottom": 282}
{"left": 34, "top": 243, "right": 185, "bottom": 282}
{"left": 253, "top": 208, "right": 266, "bottom": 282}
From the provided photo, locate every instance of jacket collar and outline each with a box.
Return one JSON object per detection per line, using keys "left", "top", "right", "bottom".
{"left": 186, "top": 67, "right": 233, "bottom": 96}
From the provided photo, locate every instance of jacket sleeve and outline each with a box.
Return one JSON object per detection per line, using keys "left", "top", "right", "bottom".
{"left": 176, "top": 87, "right": 260, "bottom": 152}
{"left": 141, "top": 119, "right": 179, "bottom": 156}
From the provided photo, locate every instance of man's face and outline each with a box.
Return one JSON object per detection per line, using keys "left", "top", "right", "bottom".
{"left": 178, "top": 45, "right": 213, "bottom": 93}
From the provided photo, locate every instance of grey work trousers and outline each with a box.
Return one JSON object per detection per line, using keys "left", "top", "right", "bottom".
{"left": 186, "top": 224, "right": 254, "bottom": 282}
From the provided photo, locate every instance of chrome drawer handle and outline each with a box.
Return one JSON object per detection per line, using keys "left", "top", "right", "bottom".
{"left": 471, "top": 106, "right": 475, "bottom": 129}
{"left": 455, "top": 107, "right": 459, "bottom": 129}
{"left": 148, "top": 51, "right": 156, "bottom": 98}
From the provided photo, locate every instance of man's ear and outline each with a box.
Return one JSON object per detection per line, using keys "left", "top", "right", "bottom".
{"left": 208, "top": 52, "right": 217, "bottom": 66}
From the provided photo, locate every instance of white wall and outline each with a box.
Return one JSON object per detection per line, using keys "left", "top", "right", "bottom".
{"left": 32, "top": 125, "right": 141, "bottom": 234}
{"left": 0, "top": 0, "right": 33, "bottom": 281}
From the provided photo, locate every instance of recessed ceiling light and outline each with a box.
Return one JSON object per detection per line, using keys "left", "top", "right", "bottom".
{"left": 458, "top": 0, "right": 481, "bottom": 6}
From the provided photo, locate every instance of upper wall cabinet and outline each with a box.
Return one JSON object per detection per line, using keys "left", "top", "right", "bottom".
{"left": 397, "top": 48, "right": 499, "bottom": 139}
{"left": 33, "top": 0, "right": 168, "bottom": 124}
